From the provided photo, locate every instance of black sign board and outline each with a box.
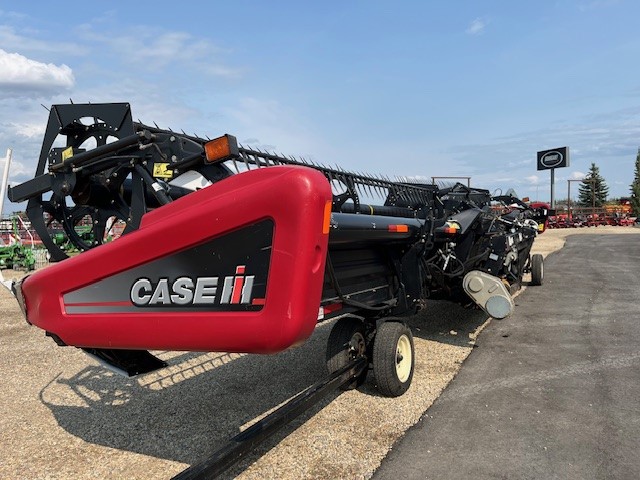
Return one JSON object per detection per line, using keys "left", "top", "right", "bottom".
{"left": 537, "top": 147, "right": 569, "bottom": 171}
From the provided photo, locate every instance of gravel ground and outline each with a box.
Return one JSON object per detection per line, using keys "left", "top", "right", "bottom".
{"left": 1, "top": 226, "right": 638, "bottom": 479}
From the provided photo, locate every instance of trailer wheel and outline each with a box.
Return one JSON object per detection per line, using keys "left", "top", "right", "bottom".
{"left": 373, "top": 322, "right": 414, "bottom": 397}
{"left": 530, "top": 254, "right": 544, "bottom": 286}
{"left": 326, "top": 317, "right": 368, "bottom": 390}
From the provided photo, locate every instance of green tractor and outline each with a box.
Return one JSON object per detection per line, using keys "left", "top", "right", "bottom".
{"left": 0, "top": 218, "right": 36, "bottom": 271}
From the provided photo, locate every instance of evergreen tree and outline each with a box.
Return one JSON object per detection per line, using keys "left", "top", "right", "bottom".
{"left": 631, "top": 148, "right": 640, "bottom": 217}
{"left": 578, "top": 162, "right": 609, "bottom": 207}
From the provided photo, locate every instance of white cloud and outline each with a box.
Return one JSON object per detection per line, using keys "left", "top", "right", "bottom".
{"left": 222, "top": 97, "right": 318, "bottom": 155}
{"left": 466, "top": 17, "right": 488, "bottom": 36}
{"left": 0, "top": 49, "right": 74, "bottom": 97}
{"left": 570, "top": 171, "right": 586, "bottom": 180}
{"left": 202, "top": 64, "right": 244, "bottom": 79}
{"left": 2, "top": 156, "right": 32, "bottom": 178}
{"left": 0, "top": 95, "right": 79, "bottom": 187}
{"left": 525, "top": 175, "right": 541, "bottom": 185}
{"left": 75, "top": 24, "right": 242, "bottom": 79}
{"left": 9, "top": 122, "right": 44, "bottom": 139}
{"left": 0, "top": 25, "right": 87, "bottom": 56}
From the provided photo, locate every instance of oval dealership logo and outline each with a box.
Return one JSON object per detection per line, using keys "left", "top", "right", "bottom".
{"left": 540, "top": 151, "right": 563, "bottom": 168}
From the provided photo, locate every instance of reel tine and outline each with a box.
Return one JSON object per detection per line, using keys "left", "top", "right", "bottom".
{"left": 327, "top": 171, "right": 334, "bottom": 183}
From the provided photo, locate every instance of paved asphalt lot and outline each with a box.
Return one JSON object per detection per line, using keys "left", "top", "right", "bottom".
{"left": 375, "top": 234, "right": 640, "bottom": 479}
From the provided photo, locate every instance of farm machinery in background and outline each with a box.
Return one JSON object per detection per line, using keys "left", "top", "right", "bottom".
{"left": 0, "top": 216, "right": 36, "bottom": 271}
{"left": 547, "top": 198, "right": 637, "bottom": 228}
{"left": 6, "top": 102, "right": 549, "bottom": 400}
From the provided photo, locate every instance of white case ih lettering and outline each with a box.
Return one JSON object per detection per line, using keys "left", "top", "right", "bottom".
{"left": 130, "top": 266, "right": 255, "bottom": 306}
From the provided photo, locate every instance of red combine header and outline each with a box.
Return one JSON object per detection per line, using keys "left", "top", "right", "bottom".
{"left": 8, "top": 103, "right": 549, "bottom": 397}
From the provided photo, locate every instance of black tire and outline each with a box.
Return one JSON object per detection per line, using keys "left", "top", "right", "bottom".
{"left": 326, "top": 317, "right": 368, "bottom": 390}
{"left": 530, "top": 253, "right": 544, "bottom": 286}
{"left": 373, "top": 322, "right": 414, "bottom": 397}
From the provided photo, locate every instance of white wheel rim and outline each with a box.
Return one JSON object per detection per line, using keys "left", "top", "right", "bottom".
{"left": 540, "top": 261, "right": 544, "bottom": 280}
{"left": 395, "top": 334, "right": 412, "bottom": 383}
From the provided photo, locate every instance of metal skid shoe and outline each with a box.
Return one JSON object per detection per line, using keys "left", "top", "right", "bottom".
{"left": 326, "top": 317, "right": 415, "bottom": 397}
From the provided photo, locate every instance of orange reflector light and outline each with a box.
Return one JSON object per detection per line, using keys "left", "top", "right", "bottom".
{"left": 443, "top": 221, "right": 461, "bottom": 235}
{"left": 322, "top": 201, "right": 332, "bottom": 234}
{"left": 204, "top": 134, "right": 240, "bottom": 163}
{"left": 388, "top": 224, "right": 409, "bottom": 233}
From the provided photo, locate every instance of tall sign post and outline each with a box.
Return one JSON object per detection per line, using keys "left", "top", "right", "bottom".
{"left": 537, "top": 147, "right": 569, "bottom": 208}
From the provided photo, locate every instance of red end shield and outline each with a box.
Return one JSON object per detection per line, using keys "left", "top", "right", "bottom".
{"left": 20, "top": 166, "right": 332, "bottom": 353}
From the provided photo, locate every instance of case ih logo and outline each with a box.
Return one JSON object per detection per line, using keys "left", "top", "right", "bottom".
{"left": 131, "top": 265, "right": 256, "bottom": 306}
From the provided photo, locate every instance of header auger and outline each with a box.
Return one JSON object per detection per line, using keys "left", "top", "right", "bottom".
{"left": 8, "top": 102, "right": 549, "bottom": 398}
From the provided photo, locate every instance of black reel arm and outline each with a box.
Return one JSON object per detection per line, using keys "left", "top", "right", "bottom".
{"left": 9, "top": 103, "right": 230, "bottom": 260}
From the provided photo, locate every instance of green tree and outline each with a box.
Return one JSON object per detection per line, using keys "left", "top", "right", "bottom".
{"left": 578, "top": 162, "right": 609, "bottom": 207}
{"left": 631, "top": 148, "right": 640, "bottom": 217}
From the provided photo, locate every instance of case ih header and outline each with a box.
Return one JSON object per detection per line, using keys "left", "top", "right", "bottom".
{"left": 6, "top": 102, "right": 548, "bottom": 476}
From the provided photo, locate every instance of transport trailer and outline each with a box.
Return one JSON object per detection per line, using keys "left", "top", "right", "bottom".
{"left": 6, "top": 103, "right": 546, "bottom": 400}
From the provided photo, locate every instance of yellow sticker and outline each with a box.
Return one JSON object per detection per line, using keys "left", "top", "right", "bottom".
{"left": 62, "top": 146, "right": 74, "bottom": 161}
{"left": 152, "top": 163, "right": 172, "bottom": 179}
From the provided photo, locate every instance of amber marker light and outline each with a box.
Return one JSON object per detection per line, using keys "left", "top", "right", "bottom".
{"left": 443, "top": 221, "right": 461, "bottom": 235}
{"left": 322, "top": 201, "right": 333, "bottom": 234}
{"left": 204, "top": 134, "right": 240, "bottom": 163}
{"left": 388, "top": 224, "right": 409, "bottom": 233}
